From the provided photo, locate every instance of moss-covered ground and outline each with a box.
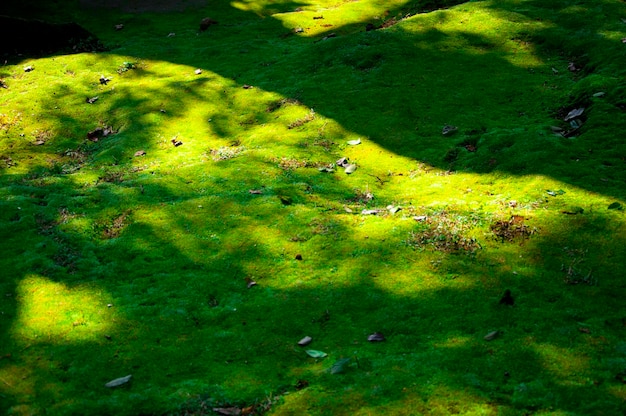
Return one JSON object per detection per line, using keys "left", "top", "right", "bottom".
{"left": 1, "top": 0, "right": 626, "bottom": 414}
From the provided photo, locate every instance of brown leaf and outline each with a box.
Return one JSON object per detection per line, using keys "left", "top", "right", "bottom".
{"left": 248, "top": 189, "right": 263, "bottom": 194}
{"left": 134, "top": 150, "right": 146, "bottom": 157}
{"left": 295, "top": 379, "right": 309, "bottom": 390}
{"left": 367, "top": 332, "right": 386, "bottom": 342}
{"left": 241, "top": 406, "right": 255, "bottom": 416}
{"left": 200, "top": 17, "right": 219, "bottom": 31}
{"left": 213, "top": 407, "right": 241, "bottom": 416}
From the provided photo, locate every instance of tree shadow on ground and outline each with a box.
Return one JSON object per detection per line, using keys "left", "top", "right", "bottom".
{"left": 2, "top": 0, "right": 626, "bottom": 414}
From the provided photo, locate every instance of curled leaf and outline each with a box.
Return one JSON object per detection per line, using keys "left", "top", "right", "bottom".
{"left": 367, "top": 332, "right": 386, "bottom": 342}
{"left": 298, "top": 336, "right": 312, "bottom": 346}
{"left": 484, "top": 330, "right": 500, "bottom": 341}
{"left": 305, "top": 349, "right": 327, "bottom": 358}
{"left": 213, "top": 407, "right": 242, "bottom": 416}
{"left": 330, "top": 357, "right": 351, "bottom": 374}
{"left": 336, "top": 157, "right": 349, "bottom": 167}
{"left": 564, "top": 107, "right": 584, "bottom": 121}
{"left": 442, "top": 125, "right": 458, "bottom": 136}
{"left": 105, "top": 374, "right": 132, "bottom": 388}
{"left": 344, "top": 164, "right": 357, "bottom": 174}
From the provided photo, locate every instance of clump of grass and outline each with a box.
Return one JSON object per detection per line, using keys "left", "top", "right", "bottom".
{"left": 209, "top": 145, "right": 246, "bottom": 161}
{"left": 273, "top": 156, "right": 318, "bottom": 170}
{"left": 561, "top": 247, "right": 596, "bottom": 285}
{"left": 407, "top": 211, "right": 482, "bottom": 254}
{"left": 93, "top": 210, "right": 132, "bottom": 239}
{"left": 490, "top": 215, "right": 537, "bottom": 243}
{"left": 287, "top": 109, "right": 315, "bottom": 129}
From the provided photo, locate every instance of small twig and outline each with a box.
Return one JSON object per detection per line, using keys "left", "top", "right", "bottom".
{"left": 366, "top": 174, "right": 385, "bottom": 186}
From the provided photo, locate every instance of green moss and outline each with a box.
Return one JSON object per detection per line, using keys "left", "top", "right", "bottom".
{"left": 1, "top": 0, "right": 626, "bottom": 414}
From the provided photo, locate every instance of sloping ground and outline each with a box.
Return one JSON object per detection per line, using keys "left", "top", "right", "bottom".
{"left": 1, "top": 1, "right": 626, "bottom": 415}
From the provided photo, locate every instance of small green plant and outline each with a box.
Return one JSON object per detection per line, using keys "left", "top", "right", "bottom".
{"left": 117, "top": 61, "right": 137, "bottom": 73}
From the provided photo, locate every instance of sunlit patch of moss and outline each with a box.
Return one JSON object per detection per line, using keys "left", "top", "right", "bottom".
{"left": 11, "top": 275, "right": 116, "bottom": 343}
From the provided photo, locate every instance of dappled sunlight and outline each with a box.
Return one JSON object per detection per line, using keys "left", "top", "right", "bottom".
{"left": 531, "top": 343, "right": 591, "bottom": 382}
{"left": 11, "top": 274, "right": 117, "bottom": 343}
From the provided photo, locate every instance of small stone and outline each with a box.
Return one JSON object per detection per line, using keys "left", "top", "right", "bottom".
{"left": 23, "top": 66, "right": 34, "bottom": 72}
{"left": 194, "top": 69, "right": 202, "bottom": 75}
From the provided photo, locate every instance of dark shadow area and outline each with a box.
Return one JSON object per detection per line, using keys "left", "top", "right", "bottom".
{"left": 2, "top": 0, "right": 626, "bottom": 414}
{"left": 0, "top": 14, "right": 105, "bottom": 60}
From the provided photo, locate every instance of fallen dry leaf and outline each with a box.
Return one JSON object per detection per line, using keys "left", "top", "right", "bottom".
{"left": 564, "top": 107, "right": 584, "bottom": 121}
{"left": 200, "top": 17, "right": 219, "bottom": 31}
{"left": 298, "top": 336, "right": 312, "bottom": 346}
{"left": 484, "top": 330, "right": 500, "bottom": 341}
{"left": 213, "top": 407, "right": 241, "bottom": 416}
{"left": 248, "top": 189, "right": 263, "bottom": 194}
{"left": 442, "top": 125, "right": 458, "bottom": 136}
{"left": 367, "top": 332, "right": 386, "bottom": 342}
{"left": 105, "top": 374, "right": 132, "bottom": 388}
{"left": 134, "top": 150, "right": 146, "bottom": 157}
